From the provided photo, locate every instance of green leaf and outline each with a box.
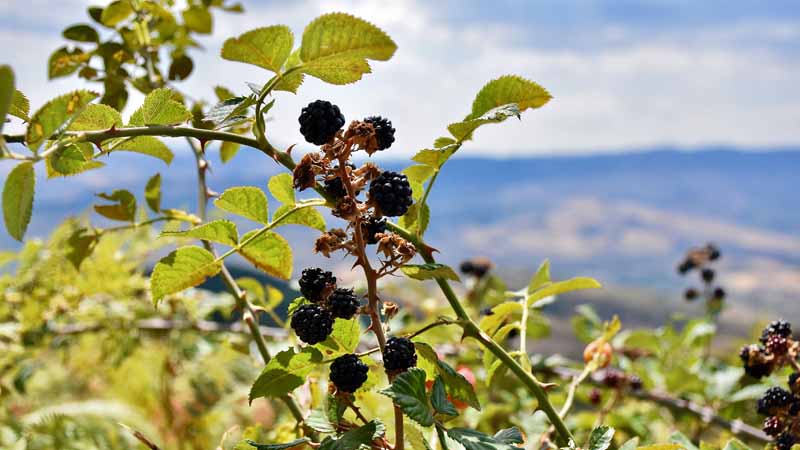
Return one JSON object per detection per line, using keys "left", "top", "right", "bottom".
{"left": 398, "top": 202, "right": 429, "bottom": 236}
{"left": 214, "top": 86, "right": 235, "bottom": 101}
{"left": 162, "top": 220, "right": 239, "bottom": 247}
{"left": 619, "top": 438, "right": 640, "bottom": 450}
{"left": 448, "top": 103, "right": 521, "bottom": 142}
{"left": 101, "top": 0, "right": 133, "bottom": 26}
{"left": 315, "top": 318, "right": 361, "bottom": 357}
{"left": 238, "top": 230, "right": 292, "bottom": 280}
{"left": 402, "top": 165, "right": 435, "bottom": 185}
{"left": 182, "top": 6, "right": 212, "bottom": 34}
{"left": 447, "top": 428, "right": 520, "bottom": 450}
{"left": 525, "top": 277, "right": 602, "bottom": 308}
{"left": 69, "top": 103, "right": 122, "bottom": 131}
{"left": 10, "top": 90, "right": 30, "bottom": 121}
{"left": 112, "top": 136, "right": 174, "bottom": 164}
{"left": 380, "top": 368, "right": 434, "bottom": 427}
{"left": 128, "top": 88, "right": 191, "bottom": 126}
{"left": 411, "top": 145, "right": 459, "bottom": 169}
{"left": 48, "top": 47, "right": 89, "bottom": 79}
{"left": 431, "top": 377, "right": 458, "bottom": 416}
{"left": 144, "top": 173, "right": 161, "bottom": 212}
{"left": 237, "top": 277, "right": 266, "bottom": 306}
{"left": 221, "top": 26, "right": 293, "bottom": 73}
{"left": 249, "top": 347, "right": 323, "bottom": 402}
{"left": 246, "top": 438, "right": 310, "bottom": 450}
{"left": 272, "top": 204, "right": 326, "bottom": 232}
{"left": 94, "top": 189, "right": 136, "bottom": 222}
{"left": 65, "top": 227, "right": 98, "bottom": 269}
{"left": 469, "top": 75, "right": 551, "bottom": 120}
{"left": 214, "top": 187, "right": 269, "bottom": 224}
{"left": 306, "top": 410, "right": 336, "bottom": 434}
{"left": 151, "top": 246, "right": 222, "bottom": 303}
{"left": 434, "top": 137, "right": 455, "bottom": 148}
{"left": 26, "top": 90, "right": 99, "bottom": 151}
{"left": 319, "top": 421, "right": 385, "bottom": 450}
{"left": 275, "top": 50, "right": 305, "bottom": 93}
{"left": 47, "top": 143, "right": 98, "bottom": 177}
{"left": 62, "top": 24, "right": 100, "bottom": 43}
{"left": 205, "top": 96, "right": 255, "bottom": 129}
{"left": 268, "top": 173, "right": 295, "bottom": 205}
{"left": 220, "top": 141, "right": 240, "bottom": 163}
{"left": 668, "top": 432, "right": 698, "bottom": 450}
{"left": 300, "top": 13, "right": 396, "bottom": 85}
{"left": 479, "top": 302, "right": 522, "bottom": 336}
{"left": 413, "top": 342, "right": 480, "bottom": 411}
{"left": 0, "top": 66, "right": 13, "bottom": 134}
{"left": 721, "top": 439, "right": 752, "bottom": 450}
{"left": 636, "top": 445, "right": 682, "bottom": 450}
{"left": 2, "top": 162, "right": 35, "bottom": 241}
{"left": 493, "top": 428, "right": 524, "bottom": 445}
{"left": 527, "top": 259, "right": 550, "bottom": 293}
{"left": 587, "top": 426, "right": 615, "bottom": 450}
{"left": 401, "top": 263, "right": 460, "bottom": 282}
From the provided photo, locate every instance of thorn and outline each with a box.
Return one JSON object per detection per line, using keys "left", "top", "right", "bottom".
{"left": 199, "top": 139, "right": 208, "bottom": 152}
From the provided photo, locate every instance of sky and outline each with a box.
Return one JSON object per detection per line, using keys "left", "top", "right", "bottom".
{"left": 1, "top": 0, "right": 799, "bottom": 157}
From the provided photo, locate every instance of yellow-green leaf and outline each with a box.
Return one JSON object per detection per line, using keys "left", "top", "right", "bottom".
{"left": 411, "top": 145, "right": 459, "bottom": 169}
{"left": 161, "top": 220, "right": 239, "bottom": 247}
{"left": 2, "top": 162, "right": 35, "bottom": 241}
{"left": 63, "top": 24, "right": 100, "bottom": 43}
{"left": 401, "top": 263, "right": 459, "bottom": 282}
{"left": 221, "top": 25, "right": 293, "bottom": 73}
{"left": 26, "top": 90, "right": 99, "bottom": 151}
{"left": 249, "top": 347, "right": 323, "bottom": 402}
{"left": 47, "top": 143, "right": 98, "bottom": 177}
{"left": 214, "top": 186, "right": 269, "bottom": 224}
{"left": 48, "top": 47, "right": 90, "bottom": 79}
{"left": 113, "top": 136, "right": 173, "bottom": 164}
{"left": 0, "top": 66, "right": 13, "bottom": 134}
{"left": 219, "top": 141, "right": 240, "bottom": 163}
{"left": 101, "top": 0, "right": 133, "bottom": 27}
{"left": 272, "top": 204, "right": 325, "bottom": 232}
{"left": 144, "top": 173, "right": 161, "bottom": 212}
{"left": 447, "top": 103, "right": 521, "bottom": 142}
{"left": 182, "top": 6, "right": 212, "bottom": 34}
{"left": 267, "top": 173, "right": 295, "bottom": 204}
{"left": 526, "top": 277, "right": 602, "bottom": 308}
{"left": 9, "top": 90, "right": 30, "bottom": 121}
{"left": 469, "top": 75, "right": 551, "bottom": 120}
{"left": 151, "top": 246, "right": 222, "bottom": 303}
{"left": 94, "top": 189, "right": 136, "bottom": 222}
{"left": 69, "top": 103, "right": 122, "bottom": 131}
{"left": 238, "top": 230, "right": 292, "bottom": 280}
{"left": 128, "top": 88, "right": 191, "bottom": 126}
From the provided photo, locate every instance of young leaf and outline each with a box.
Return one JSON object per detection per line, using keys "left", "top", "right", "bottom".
{"left": 587, "top": 426, "right": 615, "bottom": 450}
{"left": 0, "top": 66, "right": 13, "bottom": 134}
{"left": 398, "top": 202, "right": 429, "bottom": 236}
{"left": 144, "top": 173, "right": 161, "bottom": 212}
{"left": 47, "top": 143, "right": 97, "bottom": 177}
{"left": 221, "top": 26, "right": 294, "bottom": 73}
{"left": 161, "top": 220, "right": 239, "bottom": 247}
{"left": 447, "top": 428, "right": 520, "bottom": 450}
{"left": 267, "top": 173, "right": 295, "bottom": 205}
{"left": 401, "top": 263, "right": 460, "bottom": 282}
{"left": 94, "top": 189, "right": 136, "bottom": 222}
{"left": 2, "top": 162, "right": 35, "bottom": 241}
{"left": 205, "top": 96, "right": 255, "bottom": 128}
{"left": 10, "top": 90, "right": 30, "bottom": 121}
{"left": 150, "top": 246, "right": 222, "bottom": 303}
{"left": 182, "top": 6, "right": 212, "bottom": 34}
{"left": 527, "top": 259, "right": 551, "bottom": 293}
{"left": 128, "top": 88, "right": 191, "bottom": 126}
{"left": 318, "top": 421, "right": 385, "bottom": 450}
{"left": 447, "top": 103, "right": 521, "bottom": 142}
{"left": 214, "top": 186, "right": 269, "bottom": 224}
{"left": 26, "top": 90, "right": 99, "bottom": 151}
{"left": 526, "top": 277, "right": 602, "bottom": 307}
{"left": 68, "top": 103, "right": 122, "bottom": 131}
{"left": 220, "top": 141, "right": 240, "bottom": 163}
{"left": 493, "top": 428, "right": 524, "bottom": 445}
{"left": 246, "top": 438, "right": 310, "bottom": 450}
{"left": 112, "top": 136, "right": 174, "bottom": 164}
{"left": 402, "top": 165, "right": 435, "bottom": 185}
{"left": 65, "top": 227, "right": 98, "bottom": 269}
{"left": 300, "top": 13, "right": 396, "bottom": 84}
{"left": 431, "top": 377, "right": 458, "bottom": 416}
{"left": 380, "top": 368, "right": 434, "bottom": 427}
{"left": 237, "top": 230, "right": 292, "bottom": 280}
{"left": 100, "top": 0, "right": 133, "bottom": 26}
{"left": 411, "top": 145, "right": 459, "bottom": 169}
{"left": 248, "top": 347, "right": 323, "bottom": 402}
{"left": 62, "top": 24, "right": 100, "bottom": 43}
{"left": 469, "top": 75, "right": 551, "bottom": 120}
{"left": 272, "top": 204, "right": 325, "bottom": 232}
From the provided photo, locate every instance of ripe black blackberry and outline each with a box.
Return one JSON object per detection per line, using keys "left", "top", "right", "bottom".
{"left": 712, "top": 287, "right": 726, "bottom": 300}
{"left": 363, "top": 116, "right": 396, "bottom": 151}
{"left": 684, "top": 288, "right": 698, "bottom": 301}
{"left": 763, "top": 416, "right": 783, "bottom": 437}
{"left": 383, "top": 337, "right": 417, "bottom": 372}
{"left": 325, "top": 164, "right": 359, "bottom": 199}
{"left": 775, "top": 432, "right": 797, "bottom": 450}
{"left": 757, "top": 387, "right": 793, "bottom": 416}
{"left": 361, "top": 215, "right": 387, "bottom": 244}
{"left": 369, "top": 171, "right": 413, "bottom": 217}
{"left": 706, "top": 243, "right": 721, "bottom": 260}
{"left": 600, "top": 369, "right": 625, "bottom": 388}
{"left": 329, "top": 288, "right": 360, "bottom": 319}
{"left": 762, "top": 320, "right": 793, "bottom": 344}
{"left": 628, "top": 375, "right": 643, "bottom": 391}
{"left": 298, "top": 100, "right": 345, "bottom": 145}
{"left": 677, "top": 259, "right": 695, "bottom": 275}
{"left": 329, "top": 354, "right": 369, "bottom": 393}
{"left": 299, "top": 267, "right": 336, "bottom": 303}
{"left": 701, "top": 268, "right": 715, "bottom": 283}
{"left": 740, "top": 344, "right": 773, "bottom": 379}
{"left": 291, "top": 304, "right": 333, "bottom": 345}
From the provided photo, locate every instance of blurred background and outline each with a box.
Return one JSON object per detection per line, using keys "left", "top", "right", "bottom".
{"left": 1, "top": 0, "right": 798, "bottom": 347}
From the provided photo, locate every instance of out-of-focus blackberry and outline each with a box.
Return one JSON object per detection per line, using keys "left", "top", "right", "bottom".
{"left": 325, "top": 164, "right": 360, "bottom": 199}
{"left": 329, "top": 354, "right": 369, "bottom": 393}
{"left": 763, "top": 416, "right": 783, "bottom": 437}
{"left": 712, "top": 287, "right": 726, "bottom": 300}
{"left": 299, "top": 267, "right": 336, "bottom": 303}
{"left": 368, "top": 171, "right": 413, "bottom": 217}
{"left": 757, "top": 387, "right": 793, "bottom": 416}
{"left": 298, "top": 100, "right": 345, "bottom": 145}
{"left": 775, "top": 432, "right": 797, "bottom": 450}
{"left": 629, "top": 375, "right": 643, "bottom": 391}
{"left": 383, "top": 337, "right": 417, "bottom": 373}
{"left": 701, "top": 268, "right": 715, "bottom": 283}
{"left": 677, "top": 259, "right": 695, "bottom": 274}
{"left": 740, "top": 344, "right": 773, "bottom": 379}
{"left": 588, "top": 389, "right": 602, "bottom": 405}
{"left": 706, "top": 243, "right": 721, "bottom": 260}
{"left": 291, "top": 304, "right": 333, "bottom": 345}
{"left": 328, "top": 288, "right": 360, "bottom": 320}
{"left": 762, "top": 320, "right": 793, "bottom": 344}
{"left": 361, "top": 215, "right": 387, "bottom": 244}
{"left": 684, "top": 288, "right": 699, "bottom": 301}
{"left": 363, "top": 116, "right": 396, "bottom": 151}
{"left": 460, "top": 258, "right": 493, "bottom": 279}
{"left": 600, "top": 369, "right": 625, "bottom": 389}
{"left": 766, "top": 335, "right": 790, "bottom": 356}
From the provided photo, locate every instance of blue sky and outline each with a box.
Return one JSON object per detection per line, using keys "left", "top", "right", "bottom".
{"left": 1, "top": 0, "right": 799, "bottom": 156}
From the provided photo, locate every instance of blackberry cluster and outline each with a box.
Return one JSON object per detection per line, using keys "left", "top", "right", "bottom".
{"left": 299, "top": 267, "right": 336, "bottom": 303}
{"left": 676, "top": 243, "right": 726, "bottom": 314}
{"left": 597, "top": 368, "right": 644, "bottom": 391}
{"left": 741, "top": 320, "right": 798, "bottom": 379}
{"left": 290, "top": 304, "right": 333, "bottom": 345}
{"left": 328, "top": 288, "right": 360, "bottom": 319}
{"left": 460, "top": 257, "right": 493, "bottom": 279}
{"left": 383, "top": 337, "right": 417, "bottom": 373}
{"left": 757, "top": 383, "right": 800, "bottom": 448}
{"left": 329, "top": 354, "right": 369, "bottom": 393}
{"left": 298, "top": 100, "right": 346, "bottom": 145}
{"left": 361, "top": 215, "right": 387, "bottom": 244}
{"left": 369, "top": 171, "right": 413, "bottom": 217}
{"left": 363, "top": 116, "right": 396, "bottom": 151}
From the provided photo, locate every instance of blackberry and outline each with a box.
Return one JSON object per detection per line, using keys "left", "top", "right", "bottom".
{"left": 460, "top": 261, "right": 475, "bottom": 274}
{"left": 361, "top": 215, "right": 387, "bottom": 244}
{"left": 775, "top": 432, "right": 797, "bottom": 450}
{"left": 299, "top": 267, "right": 336, "bottom": 303}
{"left": 383, "top": 337, "right": 417, "bottom": 372}
{"left": 329, "top": 354, "right": 369, "bottom": 393}
{"left": 298, "top": 100, "right": 345, "bottom": 145}
{"left": 701, "top": 268, "right": 715, "bottom": 283}
{"left": 684, "top": 288, "right": 698, "bottom": 301}
{"left": 369, "top": 171, "right": 413, "bottom": 217}
{"left": 363, "top": 116, "right": 396, "bottom": 151}
{"left": 677, "top": 259, "right": 695, "bottom": 275}
{"left": 762, "top": 320, "right": 793, "bottom": 343}
{"left": 740, "top": 344, "right": 773, "bottom": 379}
{"left": 712, "top": 287, "right": 726, "bottom": 300}
{"left": 588, "top": 389, "right": 602, "bottom": 405}
{"left": 757, "top": 387, "right": 793, "bottom": 416}
{"left": 600, "top": 369, "right": 625, "bottom": 388}
{"left": 324, "top": 177, "right": 347, "bottom": 199}
{"left": 763, "top": 416, "right": 783, "bottom": 437}
{"left": 461, "top": 258, "right": 492, "bottom": 278}
{"left": 291, "top": 304, "right": 333, "bottom": 345}
{"left": 706, "top": 243, "right": 721, "bottom": 260}
{"left": 329, "top": 288, "right": 360, "bottom": 319}
{"left": 766, "top": 335, "right": 790, "bottom": 356}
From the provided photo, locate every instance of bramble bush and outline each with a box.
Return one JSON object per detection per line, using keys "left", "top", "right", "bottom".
{"left": 0, "top": 2, "right": 792, "bottom": 450}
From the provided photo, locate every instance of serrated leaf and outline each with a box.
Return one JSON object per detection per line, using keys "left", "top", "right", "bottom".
{"left": 151, "top": 246, "right": 222, "bottom": 303}
{"left": 413, "top": 343, "right": 480, "bottom": 411}
{"left": 0, "top": 66, "right": 13, "bottom": 134}
{"left": 221, "top": 25, "right": 293, "bottom": 73}
{"left": 63, "top": 24, "right": 99, "bottom": 42}
{"left": 411, "top": 145, "right": 459, "bottom": 169}
{"left": 214, "top": 187, "right": 269, "bottom": 224}
{"left": 525, "top": 277, "right": 602, "bottom": 307}
{"left": 447, "top": 428, "right": 520, "bottom": 450}
{"left": 3, "top": 162, "right": 35, "bottom": 241}
{"left": 469, "top": 75, "right": 551, "bottom": 120}
{"left": 182, "top": 5, "right": 212, "bottom": 34}
{"left": 48, "top": 47, "right": 89, "bottom": 79}
{"left": 401, "top": 263, "right": 460, "bottom": 282}
{"left": 69, "top": 103, "right": 122, "bottom": 131}
{"left": 10, "top": 90, "right": 29, "bottom": 121}
{"left": 205, "top": 95, "right": 255, "bottom": 128}
{"left": 403, "top": 165, "right": 435, "bottom": 185}
{"left": 300, "top": 13, "right": 396, "bottom": 85}
{"left": 48, "top": 143, "right": 93, "bottom": 177}
{"left": 306, "top": 410, "right": 336, "bottom": 433}
{"left": 101, "top": 0, "right": 133, "bottom": 26}
{"left": 431, "top": 377, "right": 458, "bottom": 416}
{"left": 276, "top": 50, "right": 305, "bottom": 93}
{"left": 493, "top": 428, "right": 524, "bottom": 445}
{"left": 319, "top": 421, "right": 385, "bottom": 450}
{"left": 112, "top": 136, "right": 173, "bottom": 164}
{"left": 144, "top": 173, "right": 161, "bottom": 212}
{"left": 272, "top": 204, "right": 325, "bottom": 232}
{"left": 268, "top": 173, "right": 295, "bottom": 204}
{"left": 249, "top": 347, "right": 323, "bottom": 402}
{"left": 246, "top": 438, "right": 310, "bottom": 450}
{"left": 26, "top": 90, "right": 98, "bottom": 151}
{"left": 128, "top": 88, "right": 191, "bottom": 126}
{"left": 448, "top": 103, "right": 521, "bottom": 142}
{"left": 434, "top": 137, "right": 455, "bottom": 148}
{"left": 220, "top": 141, "right": 240, "bottom": 163}
{"left": 587, "top": 426, "right": 615, "bottom": 450}
{"left": 238, "top": 230, "right": 292, "bottom": 280}
{"left": 315, "top": 318, "right": 361, "bottom": 356}
{"left": 162, "top": 220, "right": 239, "bottom": 247}
{"left": 380, "top": 368, "right": 434, "bottom": 427}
